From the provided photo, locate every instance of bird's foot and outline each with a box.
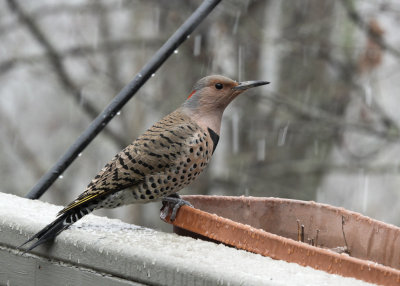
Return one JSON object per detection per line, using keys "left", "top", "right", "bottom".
{"left": 160, "top": 194, "right": 193, "bottom": 221}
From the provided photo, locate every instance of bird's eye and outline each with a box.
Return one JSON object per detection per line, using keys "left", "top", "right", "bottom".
{"left": 215, "top": 83, "right": 223, "bottom": 90}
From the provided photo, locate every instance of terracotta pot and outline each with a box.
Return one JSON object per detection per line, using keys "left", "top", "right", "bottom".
{"left": 161, "top": 195, "right": 400, "bottom": 286}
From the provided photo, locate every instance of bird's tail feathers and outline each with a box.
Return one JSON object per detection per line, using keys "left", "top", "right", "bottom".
{"left": 19, "top": 206, "right": 93, "bottom": 253}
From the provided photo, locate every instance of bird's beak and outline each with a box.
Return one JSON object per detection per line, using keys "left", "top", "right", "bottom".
{"left": 232, "top": 80, "right": 270, "bottom": 91}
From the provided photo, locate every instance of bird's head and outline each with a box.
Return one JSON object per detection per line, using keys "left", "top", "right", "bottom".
{"left": 183, "top": 75, "right": 269, "bottom": 112}
{"left": 181, "top": 75, "right": 269, "bottom": 133}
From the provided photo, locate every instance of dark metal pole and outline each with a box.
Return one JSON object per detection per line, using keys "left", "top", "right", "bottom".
{"left": 26, "top": 0, "right": 222, "bottom": 199}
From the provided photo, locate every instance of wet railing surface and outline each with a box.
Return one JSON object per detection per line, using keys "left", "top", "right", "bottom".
{"left": 0, "top": 192, "right": 375, "bottom": 286}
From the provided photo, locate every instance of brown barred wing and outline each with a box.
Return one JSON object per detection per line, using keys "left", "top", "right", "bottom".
{"left": 57, "top": 110, "right": 201, "bottom": 215}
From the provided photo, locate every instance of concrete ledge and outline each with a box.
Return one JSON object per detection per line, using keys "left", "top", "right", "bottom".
{"left": 0, "top": 192, "right": 373, "bottom": 286}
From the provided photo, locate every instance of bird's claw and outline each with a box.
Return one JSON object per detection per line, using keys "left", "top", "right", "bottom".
{"left": 160, "top": 194, "right": 193, "bottom": 221}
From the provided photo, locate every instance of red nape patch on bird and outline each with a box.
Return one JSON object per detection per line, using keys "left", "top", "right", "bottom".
{"left": 187, "top": 90, "right": 196, "bottom": 99}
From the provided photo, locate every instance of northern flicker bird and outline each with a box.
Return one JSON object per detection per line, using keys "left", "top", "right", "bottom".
{"left": 20, "top": 75, "right": 269, "bottom": 252}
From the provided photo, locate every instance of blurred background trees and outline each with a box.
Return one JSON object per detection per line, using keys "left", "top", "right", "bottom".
{"left": 1, "top": 0, "right": 400, "bottom": 230}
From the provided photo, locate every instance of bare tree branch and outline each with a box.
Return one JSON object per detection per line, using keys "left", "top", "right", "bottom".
{"left": 253, "top": 160, "right": 400, "bottom": 178}
{"left": 268, "top": 36, "right": 400, "bottom": 135}
{"left": 0, "top": 0, "right": 194, "bottom": 37}
{"left": 0, "top": 38, "right": 164, "bottom": 75}
{"left": 213, "top": 160, "right": 400, "bottom": 194}
{"left": 6, "top": 0, "right": 127, "bottom": 147}
{"left": 0, "top": 109, "right": 65, "bottom": 196}
{"left": 0, "top": 0, "right": 137, "bottom": 36}
{"left": 341, "top": 0, "right": 400, "bottom": 59}
{"left": 318, "top": 44, "right": 400, "bottom": 135}
{"left": 257, "top": 92, "right": 400, "bottom": 142}
{"left": 96, "top": 2, "right": 124, "bottom": 93}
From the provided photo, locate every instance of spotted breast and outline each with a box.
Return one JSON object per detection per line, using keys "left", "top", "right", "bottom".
{"left": 74, "top": 110, "right": 217, "bottom": 210}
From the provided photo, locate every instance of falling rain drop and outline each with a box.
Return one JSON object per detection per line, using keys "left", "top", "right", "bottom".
{"left": 313, "top": 140, "right": 319, "bottom": 156}
{"left": 232, "top": 10, "right": 241, "bottom": 34}
{"left": 277, "top": 124, "right": 289, "bottom": 146}
{"left": 193, "top": 35, "right": 202, "bottom": 56}
{"left": 363, "top": 83, "right": 372, "bottom": 106}
{"left": 93, "top": 26, "right": 99, "bottom": 49}
{"left": 362, "top": 175, "right": 369, "bottom": 213}
{"left": 238, "top": 45, "right": 243, "bottom": 81}
{"left": 257, "top": 139, "right": 266, "bottom": 161}
{"left": 232, "top": 113, "right": 240, "bottom": 154}
{"left": 153, "top": 6, "right": 160, "bottom": 34}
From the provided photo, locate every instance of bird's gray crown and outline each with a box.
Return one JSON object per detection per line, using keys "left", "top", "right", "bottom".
{"left": 192, "top": 75, "right": 234, "bottom": 91}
